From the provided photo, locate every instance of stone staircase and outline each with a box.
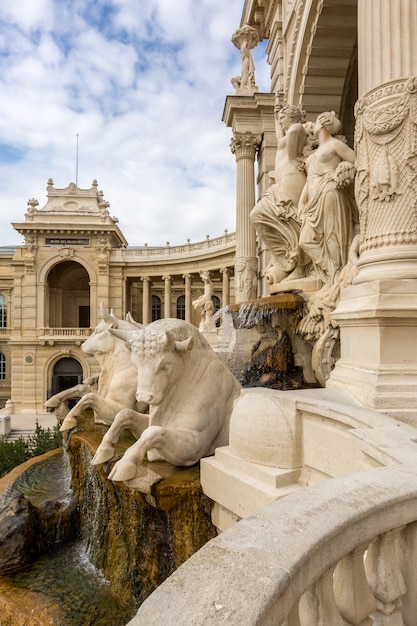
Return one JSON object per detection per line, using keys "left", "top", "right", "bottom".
{"left": 5, "top": 429, "right": 35, "bottom": 443}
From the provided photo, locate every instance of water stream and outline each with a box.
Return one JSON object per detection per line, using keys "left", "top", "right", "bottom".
{"left": 0, "top": 449, "right": 137, "bottom": 624}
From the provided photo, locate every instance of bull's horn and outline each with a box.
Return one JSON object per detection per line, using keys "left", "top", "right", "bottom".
{"left": 109, "top": 328, "right": 135, "bottom": 345}
{"left": 126, "top": 312, "right": 143, "bottom": 328}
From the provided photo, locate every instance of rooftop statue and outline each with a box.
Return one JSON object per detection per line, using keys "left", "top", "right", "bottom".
{"left": 46, "top": 303, "right": 147, "bottom": 431}
{"left": 92, "top": 319, "right": 242, "bottom": 493}
{"left": 231, "top": 24, "right": 259, "bottom": 94}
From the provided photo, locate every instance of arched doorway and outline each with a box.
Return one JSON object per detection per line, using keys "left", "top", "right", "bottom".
{"left": 47, "top": 260, "right": 90, "bottom": 328}
{"left": 49, "top": 357, "right": 83, "bottom": 408}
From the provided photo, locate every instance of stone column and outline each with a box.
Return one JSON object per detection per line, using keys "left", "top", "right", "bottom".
{"left": 140, "top": 276, "right": 151, "bottom": 325}
{"left": 220, "top": 268, "right": 231, "bottom": 307}
{"left": 329, "top": 0, "right": 417, "bottom": 425}
{"left": 354, "top": 0, "right": 417, "bottom": 283}
{"left": 162, "top": 275, "right": 172, "bottom": 319}
{"left": 183, "top": 273, "right": 192, "bottom": 323}
{"left": 231, "top": 131, "right": 261, "bottom": 303}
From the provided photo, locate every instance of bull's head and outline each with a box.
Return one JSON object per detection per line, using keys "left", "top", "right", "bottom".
{"left": 82, "top": 302, "right": 121, "bottom": 355}
{"left": 110, "top": 328, "right": 193, "bottom": 405}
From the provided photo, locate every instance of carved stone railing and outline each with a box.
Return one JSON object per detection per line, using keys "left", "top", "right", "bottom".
{"left": 132, "top": 465, "right": 417, "bottom": 625}
{"left": 111, "top": 231, "right": 236, "bottom": 262}
{"left": 41, "top": 328, "right": 91, "bottom": 338}
{"left": 0, "top": 328, "right": 10, "bottom": 337}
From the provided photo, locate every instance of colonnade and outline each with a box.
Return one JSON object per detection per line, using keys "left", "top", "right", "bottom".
{"left": 128, "top": 268, "right": 233, "bottom": 326}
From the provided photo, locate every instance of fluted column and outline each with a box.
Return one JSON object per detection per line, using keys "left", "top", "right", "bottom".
{"left": 231, "top": 131, "right": 261, "bottom": 303}
{"left": 220, "top": 267, "right": 231, "bottom": 307}
{"left": 358, "top": 0, "right": 417, "bottom": 97}
{"left": 140, "top": 276, "right": 151, "bottom": 325}
{"left": 183, "top": 273, "right": 192, "bottom": 323}
{"left": 162, "top": 275, "right": 172, "bottom": 319}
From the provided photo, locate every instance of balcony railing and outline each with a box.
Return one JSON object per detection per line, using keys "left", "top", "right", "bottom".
{"left": 132, "top": 465, "right": 417, "bottom": 625}
{"left": 42, "top": 328, "right": 92, "bottom": 338}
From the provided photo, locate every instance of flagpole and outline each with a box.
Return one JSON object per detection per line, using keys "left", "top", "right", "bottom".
{"left": 76, "top": 133, "right": 79, "bottom": 186}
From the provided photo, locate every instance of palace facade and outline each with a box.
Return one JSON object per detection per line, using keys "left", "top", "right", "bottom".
{"left": 0, "top": 179, "right": 235, "bottom": 413}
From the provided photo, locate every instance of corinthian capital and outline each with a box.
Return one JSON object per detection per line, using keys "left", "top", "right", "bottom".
{"left": 230, "top": 131, "right": 262, "bottom": 160}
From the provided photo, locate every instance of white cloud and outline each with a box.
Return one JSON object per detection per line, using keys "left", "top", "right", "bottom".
{"left": 0, "top": 0, "right": 271, "bottom": 247}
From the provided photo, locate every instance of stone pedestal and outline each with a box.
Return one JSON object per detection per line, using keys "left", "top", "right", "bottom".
{"left": 329, "top": 280, "right": 417, "bottom": 424}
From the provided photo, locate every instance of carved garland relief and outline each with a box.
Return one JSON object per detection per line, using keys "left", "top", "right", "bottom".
{"left": 355, "top": 77, "right": 417, "bottom": 253}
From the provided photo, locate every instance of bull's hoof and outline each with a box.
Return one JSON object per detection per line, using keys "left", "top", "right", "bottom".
{"left": 60, "top": 416, "right": 78, "bottom": 432}
{"left": 92, "top": 445, "right": 116, "bottom": 465}
{"left": 108, "top": 459, "right": 137, "bottom": 482}
{"left": 125, "top": 466, "right": 163, "bottom": 494}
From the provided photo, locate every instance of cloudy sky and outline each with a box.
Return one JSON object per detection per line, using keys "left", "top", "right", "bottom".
{"left": 0, "top": 0, "right": 270, "bottom": 248}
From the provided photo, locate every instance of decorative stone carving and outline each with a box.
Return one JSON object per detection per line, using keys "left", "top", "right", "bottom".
{"left": 23, "top": 235, "right": 36, "bottom": 272}
{"left": 250, "top": 104, "right": 310, "bottom": 285}
{"left": 235, "top": 257, "right": 258, "bottom": 302}
{"left": 298, "top": 111, "right": 358, "bottom": 287}
{"left": 49, "top": 304, "right": 147, "bottom": 431}
{"left": 192, "top": 271, "right": 214, "bottom": 331}
{"left": 231, "top": 24, "right": 259, "bottom": 95}
{"left": 354, "top": 77, "right": 417, "bottom": 282}
{"left": 252, "top": 109, "right": 359, "bottom": 383}
{"left": 92, "top": 319, "right": 242, "bottom": 493}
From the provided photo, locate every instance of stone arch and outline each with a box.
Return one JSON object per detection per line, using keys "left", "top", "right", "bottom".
{"left": 287, "top": 0, "right": 357, "bottom": 128}
{"left": 45, "top": 260, "right": 91, "bottom": 328}
{"left": 45, "top": 352, "right": 88, "bottom": 407}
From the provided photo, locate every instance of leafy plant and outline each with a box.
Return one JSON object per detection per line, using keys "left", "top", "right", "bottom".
{"left": 0, "top": 422, "right": 62, "bottom": 478}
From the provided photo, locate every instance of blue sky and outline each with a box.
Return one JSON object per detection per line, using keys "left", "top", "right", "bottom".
{"left": 0, "top": 0, "right": 270, "bottom": 247}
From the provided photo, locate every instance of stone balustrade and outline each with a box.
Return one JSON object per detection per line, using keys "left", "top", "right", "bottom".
{"left": 132, "top": 464, "right": 417, "bottom": 625}
{"left": 112, "top": 231, "right": 236, "bottom": 261}
{"left": 42, "top": 328, "right": 92, "bottom": 338}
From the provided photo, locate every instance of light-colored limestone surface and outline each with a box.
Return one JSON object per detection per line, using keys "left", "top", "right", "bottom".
{"left": 132, "top": 465, "right": 417, "bottom": 625}
{"left": 91, "top": 319, "right": 242, "bottom": 493}
{"left": 46, "top": 304, "right": 144, "bottom": 431}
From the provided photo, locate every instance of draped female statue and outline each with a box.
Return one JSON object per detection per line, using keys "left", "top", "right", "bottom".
{"left": 298, "top": 111, "right": 358, "bottom": 286}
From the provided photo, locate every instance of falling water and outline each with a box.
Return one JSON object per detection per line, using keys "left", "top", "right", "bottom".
{"left": 214, "top": 294, "right": 309, "bottom": 390}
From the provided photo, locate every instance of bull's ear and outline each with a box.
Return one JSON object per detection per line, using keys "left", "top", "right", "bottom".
{"left": 174, "top": 336, "right": 194, "bottom": 353}
{"left": 126, "top": 312, "right": 143, "bottom": 328}
{"left": 109, "top": 328, "right": 133, "bottom": 348}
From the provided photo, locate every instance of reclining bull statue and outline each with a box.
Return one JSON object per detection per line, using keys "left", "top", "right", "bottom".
{"left": 92, "top": 318, "right": 242, "bottom": 493}
{"left": 46, "top": 303, "right": 147, "bottom": 431}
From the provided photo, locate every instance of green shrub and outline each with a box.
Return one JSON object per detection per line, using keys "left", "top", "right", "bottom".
{"left": 0, "top": 422, "right": 62, "bottom": 478}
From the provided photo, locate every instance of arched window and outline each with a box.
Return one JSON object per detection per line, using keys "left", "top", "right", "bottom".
{"left": 0, "top": 353, "right": 6, "bottom": 381}
{"left": 176, "top": 295, "right": 186, "bottom": 320}
{"left": 211, "top": 295, "right": 221, "bottom": 327}
{"left": 151, "top": 295, "right": 161, "bottom": 321}
{"left": 211, "top": 295, "right": 221, "bottom": 313}
{"left": 0, "top": 295, "right": 7, "bottom": 328}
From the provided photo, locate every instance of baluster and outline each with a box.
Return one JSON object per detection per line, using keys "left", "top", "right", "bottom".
{"left": 365, "top": 528, "right": 406, "bottom": 625}
{"left": 299, "top": 567, "right": 345, "bottom": 625}
{"left": 399, "top": 521, "right": 417, "bottom": 624}
{"left": 334, "top": 545, "right": 376, "bottom": 625}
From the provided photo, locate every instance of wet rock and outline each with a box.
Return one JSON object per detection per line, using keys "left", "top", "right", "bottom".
{"left": 0, "top": 494, "right": 38, "bottom": 572}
